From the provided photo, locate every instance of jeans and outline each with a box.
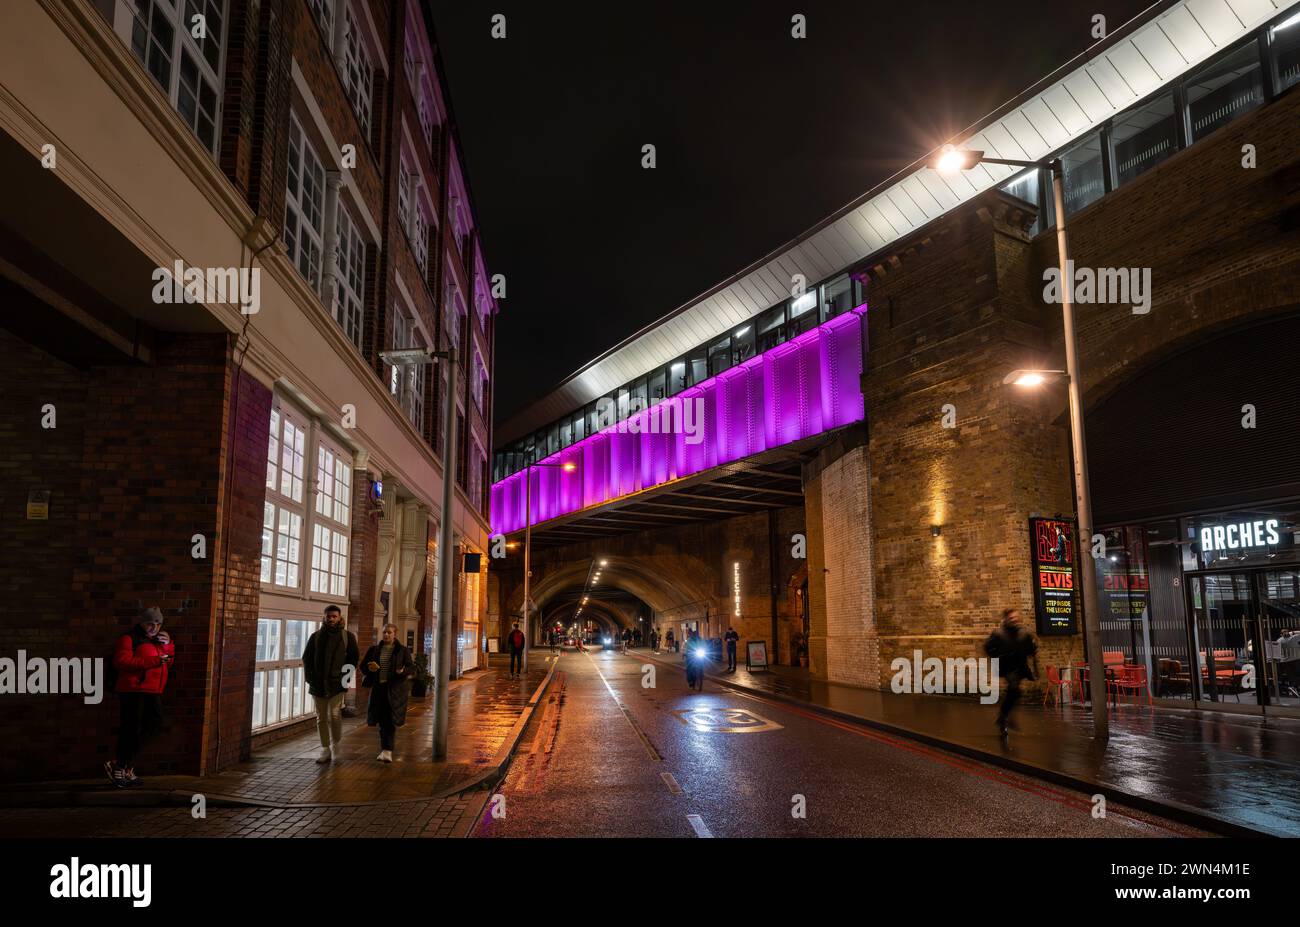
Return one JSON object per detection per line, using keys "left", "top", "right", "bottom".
{"left": 998, "top": 673, "right": 1024, "bottom": 723}
{"left": 510, "top": 650, "right": 523, "bottom": 675}
{"left": 116, "top": 693, "right": 164, "bottom": 768}
{"left": 313, "top": 692, "right": 345, "bottom": 748}
{"left": 727, "top": 646, "right": 737, "bottom": 671}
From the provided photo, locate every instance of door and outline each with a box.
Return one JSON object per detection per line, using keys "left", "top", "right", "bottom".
{"left": 1256, "top": 569, "right": 1300, "bottom": 713}
{"left": 1187, "top": 572, "right": 1263, "bottom": 711}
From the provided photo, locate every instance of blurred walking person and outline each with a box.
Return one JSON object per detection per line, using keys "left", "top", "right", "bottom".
{"left": 984, "top": 607, "right": 1038, "bottom": 736}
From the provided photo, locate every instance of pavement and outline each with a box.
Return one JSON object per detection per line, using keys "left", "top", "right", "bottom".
{"left": 474, "top": 647, "right": 1206, "bottom": 837}
{"left": 0, "top": 652, "right": 558, "bottom": 838}
{"left": 635, "top": 646, "right": 1300, "bottom": 837}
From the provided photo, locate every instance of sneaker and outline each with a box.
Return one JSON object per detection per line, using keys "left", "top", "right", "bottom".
{"left": 104, "top": 761, "right": 126, "bottom": 788}
{"left": 123, "top": 767, "right": 141, "bottom": 788}
{"left": 377, "top": 750, "right": 393, "bottom": 764}
{"left": 315, "top": 747, "right": 331, "bottom": 763}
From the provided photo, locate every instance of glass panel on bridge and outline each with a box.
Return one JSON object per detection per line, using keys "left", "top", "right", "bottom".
{"left": 1186, "top": 41, "right": 1263, "bottom": 143}
{"left": 1112, "top": 89, "right": 1179, "bottom": 186}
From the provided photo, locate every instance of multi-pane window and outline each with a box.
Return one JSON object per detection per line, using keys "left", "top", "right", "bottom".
{"left": 311, "top": 442, "right": 352, "bottom": 598}
{"left": 397, "top": 161, "right": 412, "bottom": 235}
{"left": 120, "top": 0, "right": 225, "bottom": 153}
{"left": 389, "top": 307, "right": 425, "bottom": 430}
{"left": 412, "top": 204, "right": 429, "bottom": 271}
{"left": 306, "top": 0, "right": 333, "bottom": 38}
{"left": 252, "top": 617, "right": 318, "bottom": 730}
{"left": 285, "top": 114, "right": 326, "bottom": 291}
{"left": 262, "top": 407, "right": 306, "bottom": 590}
{"left": 333, "top": 204, "right": 365, "bottom": 347}
{"left": 342, "top": 5, "right": 373, "bottom": 134}
{"left": 471, "top": 349, "right": 487, "bottom": 410}
{"left": 418, "top": 93, "right": 436, "bottom": 149}
{"left": 403, "top": 35, "right": 420, "bottom": 92}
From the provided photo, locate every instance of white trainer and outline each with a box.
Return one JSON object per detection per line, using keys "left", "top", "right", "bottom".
{"left": 315, "top": 747, "right": 331, "bottom": 763}
{"left": 378, "top": 750, "right": 393, "bottom": 763}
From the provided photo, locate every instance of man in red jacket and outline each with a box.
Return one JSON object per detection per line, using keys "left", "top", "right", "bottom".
{"left": 104, "top": 607, "right": 174, "bottom": 788}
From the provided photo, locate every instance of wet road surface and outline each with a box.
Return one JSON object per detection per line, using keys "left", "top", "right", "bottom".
{"left": 475, "top": 649, "right": 1206, "bottom": 838}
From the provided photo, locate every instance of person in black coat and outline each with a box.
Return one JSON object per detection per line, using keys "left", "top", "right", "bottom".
{"left": 984, "top": 608, "right": 1038, "bottom": 736}
{"left": 361, "top": 623, "right": 412, "bottom": 763}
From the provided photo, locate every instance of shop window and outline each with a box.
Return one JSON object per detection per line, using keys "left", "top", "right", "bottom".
{"left": 1186, "top": 41, "right": 1263, "bottom": 143}
{"left": 1060, "top": 131, "right": 1105, "bottom": 216}
{"left": 253, "top": 617, "right": 318, "bottom": 730}
{"left": 1112, "top": 90, "right": 1179, "bottom": 186}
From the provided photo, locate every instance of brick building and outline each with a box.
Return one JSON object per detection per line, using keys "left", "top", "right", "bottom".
{"left": 0, "top": 0, "right": 498, "bottom": 781}
{"left": 488, "top": 0, "right": 1300, "bottom": 717}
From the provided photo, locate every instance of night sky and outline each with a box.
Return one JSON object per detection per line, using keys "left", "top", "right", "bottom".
{"left": 429, "top": 1, "right": 1155, "bottom": 428}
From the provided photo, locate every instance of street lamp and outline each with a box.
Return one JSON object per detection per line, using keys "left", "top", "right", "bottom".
{"left": 936, "top": 146, "right": 1109, "bottom": 740}
{"left": 381, "top": 345, "right": 461, "bottom": 758}
{"left": 519, "top": 458, "right": 576, "bottom": 672}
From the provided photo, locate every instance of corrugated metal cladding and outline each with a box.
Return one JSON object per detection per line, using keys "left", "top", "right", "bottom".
{"left": 1088, "top": 312, "right": 1300, "bottom": 526}
{"left": 497, "top": 0, "right": 1300, "bottom": 446}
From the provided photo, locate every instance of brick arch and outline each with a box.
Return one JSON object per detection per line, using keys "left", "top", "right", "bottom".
{"left": 507, "top": 552, "right": 719, "bottom": 624}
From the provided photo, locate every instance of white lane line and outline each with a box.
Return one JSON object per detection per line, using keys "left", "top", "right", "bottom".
{"left": 660, "top": 771, "right": 683, "bottom": 794}
{"left": 587, "top": 651, "right": 661, "bottom": 761}
{"left": 686, "top": 814, "right": 713, "bottom": 838}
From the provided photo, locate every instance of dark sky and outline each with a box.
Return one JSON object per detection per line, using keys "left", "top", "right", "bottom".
{"left": 429, "top": 1, "right": 1155, "bottom": 428}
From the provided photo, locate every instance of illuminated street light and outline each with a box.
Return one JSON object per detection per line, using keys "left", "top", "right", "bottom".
{"left": 1002, "top": 369, "right": 1067, "bottom": 387}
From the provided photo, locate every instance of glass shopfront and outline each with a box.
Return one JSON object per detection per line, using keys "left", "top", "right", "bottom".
{"left": 1098, "top": 506, "right": 1300, "bottom": 715}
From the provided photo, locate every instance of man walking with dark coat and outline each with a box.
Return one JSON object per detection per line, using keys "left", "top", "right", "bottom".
{"left": 303, "top": 605, "right": 359, "bottom": 763}
{"left": 507, "top": 622, "right": 526, "bottom": 678}
{"left": 724, "top": 626, "right": 740, "bottom": 673}
{"left": 984, "top": 607, "right": 1038, "bottom": 736}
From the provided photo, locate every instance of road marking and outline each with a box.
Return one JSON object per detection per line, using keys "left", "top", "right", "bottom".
{"left": 686, "top": 814, "right": 712, "bottom": 838}
{"left": 660, "top": 772, "right": 683, "bottom": 795}
{"left": 586, "top": 652, "right": 661, "bottom": 761}
{"left": 671, "top": 707, "right": 783, "bottom": 733}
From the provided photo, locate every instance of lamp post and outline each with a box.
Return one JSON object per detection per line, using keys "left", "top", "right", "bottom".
{"left": 935, "top": 146, "right": 1109, "bottom": 740}
{"left": 380, "top": 345, "right": 459, "bottom": 759}
{"left": 519, "top": 459, "right": 576, "bottom": 673}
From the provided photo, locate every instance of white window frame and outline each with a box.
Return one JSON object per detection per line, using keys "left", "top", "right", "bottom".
{"left": 388, "top": 302, "right": 426, "bottom": 431}
{"left": 262, "top": 404, "right": 308, "bottom": 592}
{"left": 341, "top": 3, "right": 374, "bottom": 134}
{"left": 285, "top": 112, "right": 327, "bottom": 292}
{"left": 252, "top": 616, "right": 319, "bottom": 731}
{"left": 112, "top": 0, "right": 227, "bottom": 155}
{"left": 310, "top": 436, "right": 353, "bottom": 599}
{"left": 333, "top": 202, "right": 365, "bottom": 348}
{"left": 306, "top": 0, "right": 333, "bottom": 38}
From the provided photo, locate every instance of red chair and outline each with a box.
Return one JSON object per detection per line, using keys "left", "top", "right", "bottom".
{"left": 1044, "top": 664, "right": 1072, "bottom": 708}
{"left": 1111, "top": 664, "right": 1150, "bottom": 706}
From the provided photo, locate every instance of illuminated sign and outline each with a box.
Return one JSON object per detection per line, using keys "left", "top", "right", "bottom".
{"left": 1029, "top": 517, "right": 1078, "bottom": 637}
{"left": 1200, "top": 519, "right": 1280, "bottom": 553}
{"left": 733, "top": 562, "right": 742, "bottom": 617}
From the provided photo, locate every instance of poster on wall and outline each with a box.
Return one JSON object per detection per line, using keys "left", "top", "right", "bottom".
{"left": 1028, "top": 516, "right": 1078, "bottom": 636}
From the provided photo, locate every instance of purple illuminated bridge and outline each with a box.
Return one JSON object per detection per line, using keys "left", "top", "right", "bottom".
{"left": 490, "top": 306, "right": 866, "bottom": 535}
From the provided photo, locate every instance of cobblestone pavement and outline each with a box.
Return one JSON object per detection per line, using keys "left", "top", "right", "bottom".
{"left": 0, "top": 793, "right": 489, "bottom": 838}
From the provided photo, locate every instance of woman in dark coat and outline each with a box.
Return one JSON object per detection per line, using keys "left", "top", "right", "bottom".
{"left": 361, "top": 623, "right": 412, "bottom": 763}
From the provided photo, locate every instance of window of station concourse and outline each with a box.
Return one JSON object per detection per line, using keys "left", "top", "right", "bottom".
{"left": 493, "top": 9, "right": 1300, "bottom": 484}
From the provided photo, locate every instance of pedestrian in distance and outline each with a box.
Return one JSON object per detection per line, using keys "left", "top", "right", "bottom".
{"left": 104, "top": 606, "right": 174, "bottom": 788}
{"left": 303, "top": 604, "right": 359, "bottom": 763}
{"left": 360, "top": 623, "right": 411, "bottom": 763}
{"left": 725, "top": 626, "right": 740, "bottom": 673}
{"left": 665, "top": 629, "right": 675, "bottom": 654}
{"left": 984, "top": 607, "right": 1038, "bottom": 736}
{"left": 507, "top": 622, "right": 526, "bottom": 678}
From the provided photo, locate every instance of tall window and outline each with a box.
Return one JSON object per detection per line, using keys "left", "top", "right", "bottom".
{"left": 285, "top": 114, "right": 326, "bottom": 291}
{"left": 253, "top": 617, "right": 318, "bottom": 730}
{"left": 306, "top": 0, "right": 333, "bottom": 37}
{"left": 389, "top": 306, "right": 425, "bottom": 430}
{"left": 342, "top": 4, "right": 373, "bottom": 134}
{"left": 262, "top": 406, "right": 306, "bottom": 590}
{"left": 311, "top": 441, "right": 352, "bottom": 598}
{"left": 333, "top": 204, "right": 365, "bottom": 347}
{"left": 397, "top": 160, "right": 412, "bottom": 238}
{"left": 412, "top": 203, "right": 429, "bottom": 271}
{"left": 117, "top": 0, "right": 226, "bottom": 153}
